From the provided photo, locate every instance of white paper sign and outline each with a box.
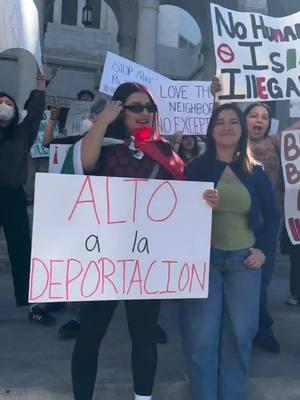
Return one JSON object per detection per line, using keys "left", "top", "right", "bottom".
{"left": 211, "top": 3, "right": 300, "bottom": 102}
{"left": 0, "top": 0, "right": 43, "bottom": 71}
{"left": 29, "top": 174, "right": 213, "bottom": 302}
{"left": 65, "top": 101, "right": 93, "bottom": 136}
{"left": 269, "top": 118, "right": 279, "bottom": 136}
{"left": 30, "top": 111, "right": 60, "bottom": 158}
{"left": 152, "top": 81, "right": 214, "bottom": 135}
{"left": 281, "top": 130, "right": 300, "bottom": 244}
{"left": 48, "top": 144, "right": 72, "bottom": 173}
{"left": 99, "top": 52, "right": 170, "bottom": 96}
{"left": 290, "top": 101, "right": 300, "bottom": 118}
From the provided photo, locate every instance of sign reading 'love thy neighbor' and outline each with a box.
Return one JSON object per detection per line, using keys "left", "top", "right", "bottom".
{"left": 211, "top": 3, "right": 300, "bottom": 102}
{"left": 151, "top": 81, "right": 214, "bottom": 136}
{"left": 29, "top": 173, "right": 213, "bottom": 303}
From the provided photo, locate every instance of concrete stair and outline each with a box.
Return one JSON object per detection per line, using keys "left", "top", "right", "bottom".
{"left": 0, "top": 248, "right": 299, "bottom": 400}
{"left": 1, "top": 378, "right": 300, "bottom": 400}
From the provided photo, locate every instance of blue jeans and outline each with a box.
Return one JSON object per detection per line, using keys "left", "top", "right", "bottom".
{"left": 256, "top": 241, "right": 276, "bottom": 338}
{"left": 179, "top": 248, "right": 261, "bottom": 400}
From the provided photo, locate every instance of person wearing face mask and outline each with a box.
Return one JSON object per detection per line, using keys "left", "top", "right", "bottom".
{"left": 0, "top": 68, "right": 56, "bottom": 325}
{"left": 60, "top": 82, "right": 218, "bottom": 400}
{"left": 39, "top": 98, "right": 106, "bottom": 333}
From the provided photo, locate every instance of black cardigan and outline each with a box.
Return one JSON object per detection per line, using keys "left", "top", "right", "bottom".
{"left": 0, "top": 90, "right": 45, "bottom": 187}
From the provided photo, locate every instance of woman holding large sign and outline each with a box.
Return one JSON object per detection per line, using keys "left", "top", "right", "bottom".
{"left": 67, "top": 81, "right": 218, "bottom": 400}
{"left": 179, "top": 103, "right": 279, "bottom": 400}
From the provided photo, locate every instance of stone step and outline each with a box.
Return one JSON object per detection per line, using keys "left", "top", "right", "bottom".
{"left": 0, "top": 378, "right": 300, "bottom": 400}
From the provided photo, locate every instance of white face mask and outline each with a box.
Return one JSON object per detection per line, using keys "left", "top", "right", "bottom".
{"left": 80, "top": 118, "right": 94, "bottom": 134}
{"left": 0, "top": 103, "right": 14, "bottom": 121}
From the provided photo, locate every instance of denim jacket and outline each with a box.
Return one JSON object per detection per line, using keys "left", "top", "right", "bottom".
{"left": 185, "top": 158, "right": 280, "bottom": 257}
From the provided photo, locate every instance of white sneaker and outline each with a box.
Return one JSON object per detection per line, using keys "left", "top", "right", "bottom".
{"left": 286, "top": 296, "right": 298, "bottom": 306}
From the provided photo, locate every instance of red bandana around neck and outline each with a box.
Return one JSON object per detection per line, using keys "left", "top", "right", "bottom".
{"left": 127, "top": 127, "right": 185, "bottom": 180}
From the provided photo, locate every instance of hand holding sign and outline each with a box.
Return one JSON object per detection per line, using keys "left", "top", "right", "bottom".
{"left": 210, "top": 76, "right": 222, "bottom": 97}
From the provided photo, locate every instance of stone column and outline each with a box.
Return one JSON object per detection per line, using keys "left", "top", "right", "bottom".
{"left": 16, "top": 0, "right": 45, "bottom": 108}
{"left": 77, "top": 0, "right": 85, "bottom": 27}
{"left": 135, "top": 0, "right": 160, "bottom": 70}
{"left": 53, "top": 0, "right": 62, "bottom": 23}
{"left": 118, "top": 32, "right": 136, "bottom": 61}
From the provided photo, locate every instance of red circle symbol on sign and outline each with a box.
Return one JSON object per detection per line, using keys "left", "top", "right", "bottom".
{"left": 217, "top": 43, "right": 234, "bottom": 63}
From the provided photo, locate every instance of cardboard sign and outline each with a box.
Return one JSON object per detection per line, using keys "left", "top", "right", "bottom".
{"left": 29, "top": 174, "right": 213, "bottom": 302}
{"left": 152, "top": 81, "right": 213, "bottom": 135}
{"left": 31, "top": 111, "right": 59, "bottom": 158}
{"left": 99, "top": 52, "right": 170, "bottom": 96}
{"left": 65, "top": 101, "right": 93, "bottom": 136}
{"left": 0, "top": 0, "right": 43, "bottom": 71}
{"left": 281, "top": 130, "right": 300, "bottom": 244}
{"left": 211, "top": 3, "right": 300, "bottom": 102}
{"left": 48, "top": 144, "right": 72, "bottom": 173}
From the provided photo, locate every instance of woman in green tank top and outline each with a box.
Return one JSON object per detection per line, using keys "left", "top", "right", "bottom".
{"left": 179, "top": 103, "right": 279, "bottom": 400}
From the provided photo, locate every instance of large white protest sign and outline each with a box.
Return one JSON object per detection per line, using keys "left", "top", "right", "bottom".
{"left": 211, "top": 3, "right": 300, "bottom": 102}
{"left": 0, "top": 0, "right": 43, "bottom": 71}
{"left": 65, "top": 101, "right": 93, "bottom": 136}
{"left": 29, "top": 174, "right": 213, "bottom": 302}
{"left": 49, "top": 144, "right": 72, "bottom": 173}
{"left": 152, "top": 81, "right": 213, "bottom": 135}
{"left": 30, "top": 111, "right": 60, "bottom": 158}
{"left": 281, "top": 130, "right": 300, "bottom": 244}
{"left": 99, "top": 52, "right": 170, "bottom": 96}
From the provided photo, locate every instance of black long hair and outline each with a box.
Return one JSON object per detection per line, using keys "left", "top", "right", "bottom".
{"left": 105, "top": 82, "right": 159, "bottom": 139}
{"left": 178, "top": 135, "right": 199, "bottom": 162}
{"left": 203, "top": 103, "right": 256, "bottom": 175}
{"left": 244, "top": 102, "right": 272, "bottom": 137}
{"left": 0, "top": 92, "right": 19, "bottom": 137}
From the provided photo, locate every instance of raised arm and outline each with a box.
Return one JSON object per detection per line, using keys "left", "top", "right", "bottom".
{"left": 172, "top": 132, "right": 183, "bottom": 154}
{"left": 210, "top": 76, "right": 221, "bottom": 111}
{"left": 81, "top": 101, "right": 123, "bottom": 172}
{"left": 43, "top": 104, "right": 60, "bottom": 147}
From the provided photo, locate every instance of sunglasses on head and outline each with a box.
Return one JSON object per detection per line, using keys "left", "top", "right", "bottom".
{"left": 123, "top": 103, "right": 157, "bottom": 114}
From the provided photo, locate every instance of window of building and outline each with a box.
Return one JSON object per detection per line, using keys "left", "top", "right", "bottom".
{"left": 178, "top": 35, "right": 196, "bottom": 49}
{"left": 89, "top": 0, "right": 101, "bottom": 29}
{"left": 62, "top": 0, "right": 78, "bottom": 26}
{"left": 46, "top": 2, "right": 54, "bottom": 23}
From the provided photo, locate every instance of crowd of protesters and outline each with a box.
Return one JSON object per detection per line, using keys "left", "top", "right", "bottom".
{"left": 1, "top": 62, "right": 300, "bottom": 400}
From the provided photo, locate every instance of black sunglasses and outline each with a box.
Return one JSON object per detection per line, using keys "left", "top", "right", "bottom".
{"left": 123, "top": 103, "right": 157, "bottom": 114}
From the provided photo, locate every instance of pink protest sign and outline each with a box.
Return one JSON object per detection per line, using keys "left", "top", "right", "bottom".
{"left": 281, "top": 131, "right": 300, "bottom": 244}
